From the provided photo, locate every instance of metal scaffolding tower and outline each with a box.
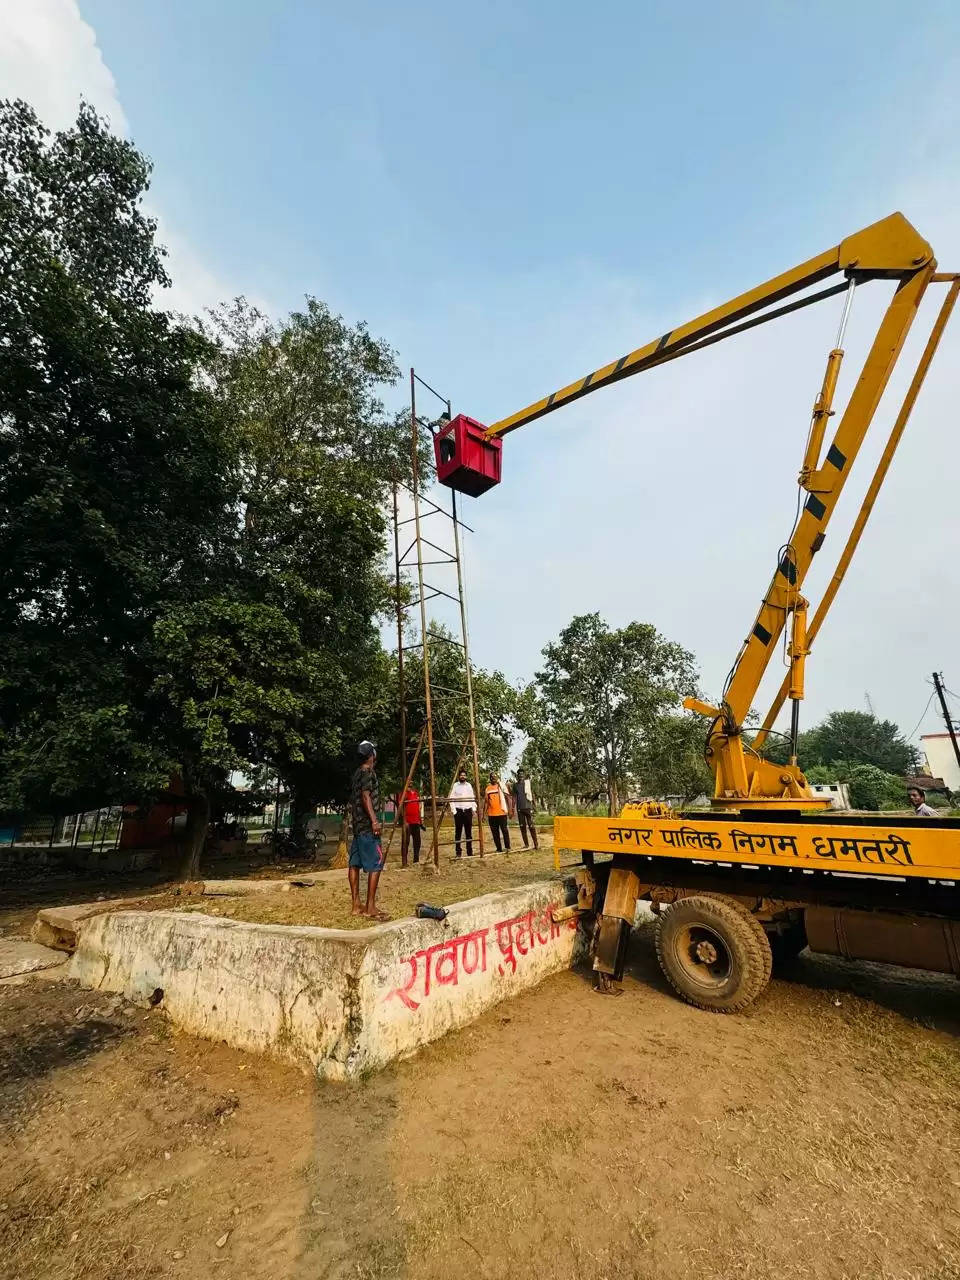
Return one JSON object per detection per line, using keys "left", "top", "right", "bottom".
{"left": 388, "top": 368, "right": 484, "bottom": 866}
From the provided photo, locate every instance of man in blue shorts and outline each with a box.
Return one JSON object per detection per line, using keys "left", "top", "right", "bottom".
{"left": 349, "top": 740, "right": 389, "bottom": 920}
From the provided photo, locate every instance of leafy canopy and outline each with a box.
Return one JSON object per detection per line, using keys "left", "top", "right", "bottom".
{"left": 519, "top": 613, "right": 701, "bottom": 813}
{"left": 0, "top": 98, "right": 237, "bottom": 813}
{"left": 761, "top": 709, "right": 916, "bottom": 776}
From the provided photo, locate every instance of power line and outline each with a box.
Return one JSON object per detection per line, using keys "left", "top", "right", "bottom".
{"left": 905, "top": 690, "right": 936, "bottom": 743}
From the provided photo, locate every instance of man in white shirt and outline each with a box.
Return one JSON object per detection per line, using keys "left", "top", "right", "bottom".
{"left": 448, "top": 768, "right": 477, "bottom": 857}
{"left": 907, "top": 786, "right": 936, "bottom": 817}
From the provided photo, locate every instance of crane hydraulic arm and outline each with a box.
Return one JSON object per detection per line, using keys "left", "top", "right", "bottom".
{"left": 434, "top": 213, "right": 959, "bottom": 811}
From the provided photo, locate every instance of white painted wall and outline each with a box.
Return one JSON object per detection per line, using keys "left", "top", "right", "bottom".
{"left": 921, "top": 735, "right": 960, "bottom": 792}
{"left": 809, "top": 781, "right": 851, "bottom": 810}
{"left": 70, "top": 881, "right": 586, "bottom": 1080}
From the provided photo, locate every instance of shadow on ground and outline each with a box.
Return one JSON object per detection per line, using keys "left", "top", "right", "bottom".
{"left": 778, "top": 948, "right": 960, "bottom": 1035}
{"left": 0, "top": 1017, "right": 129, "bottom": 1089}
{"left": 573, "top": 917, "right": 960, "bottom": 1037}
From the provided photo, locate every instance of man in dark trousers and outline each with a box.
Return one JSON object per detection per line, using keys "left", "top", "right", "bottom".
{"left": 399, "top": 779, "right": 424, "bottom": 864}
{"left": 512, "top": 768, "right": 538, "bottom": 849}
{"left": 447, "top": 767, "right": 476, "bottom": 857}
{"left": 348, "top": 740, "right": 389, "bottom": 920}
{"left": 482, "top": 770, "right": 511, "bottom": 853}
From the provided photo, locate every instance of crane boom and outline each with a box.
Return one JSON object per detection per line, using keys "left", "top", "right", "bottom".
{"left": 483, "top": 213, "right": 933, "bottom": 439}
{"left": 437, "top": 213, "right": 955, "bottom": 811}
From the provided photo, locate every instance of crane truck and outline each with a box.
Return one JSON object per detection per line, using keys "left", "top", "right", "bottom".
{"left": 432, "top": 212, "right": 960, "bottom": 1011}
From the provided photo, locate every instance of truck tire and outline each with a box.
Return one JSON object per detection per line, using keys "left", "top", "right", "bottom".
{"left": 655, "top": 894, "right": 772, "bottom": 1013}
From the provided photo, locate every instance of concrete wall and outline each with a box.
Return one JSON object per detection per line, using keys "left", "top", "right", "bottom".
{"left": 70, "top": 880, "right": 585, "bottom": 1080}
{"left": 809, "top": 781, "right": 851, "bottom": 810}
{"left": 921, "top": 735, "right": 960, "bottom": 793}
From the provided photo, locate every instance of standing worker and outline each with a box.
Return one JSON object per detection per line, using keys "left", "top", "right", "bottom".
{"left": 448, "top": 767, "right": 477, "bottom": 857}
{"left": 512, "top": 768, "right": 538, "bottom": 849}
{"left": 400, "top": 779, "right": 424, "bottom": 864}
{"left": 348, "top": 740, "right": 389, "bottom": 920}
{"left": 482, "top": 771, "right": 512, "bottom": 853}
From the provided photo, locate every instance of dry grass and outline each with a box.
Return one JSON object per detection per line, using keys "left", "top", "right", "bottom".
{"left": 177, "top": 839, "right": 566, "bottom": 930}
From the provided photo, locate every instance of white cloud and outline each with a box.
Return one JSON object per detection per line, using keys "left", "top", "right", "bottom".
{"left": 0, "top": 0, "right": 125, "bottom": 130}
{"left": 0, "top": 0, "right": 242, "bottom": 318}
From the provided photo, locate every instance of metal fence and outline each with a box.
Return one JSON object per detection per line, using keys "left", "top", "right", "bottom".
{"left": 0, "top": 808, "right": 123, "bottom": 850}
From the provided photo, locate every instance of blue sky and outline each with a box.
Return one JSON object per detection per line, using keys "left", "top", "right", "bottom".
{"left": 4, "top": 0, "right": 960, "bottom": 752}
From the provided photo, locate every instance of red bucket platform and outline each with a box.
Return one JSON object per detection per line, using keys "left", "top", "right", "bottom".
{"left": 433, "top": 415, "right": 502, "bottom": 497}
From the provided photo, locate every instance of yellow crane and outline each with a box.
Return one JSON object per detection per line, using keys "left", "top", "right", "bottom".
{"left": 434, "top": 214, "right": 960, "bottom": 1008}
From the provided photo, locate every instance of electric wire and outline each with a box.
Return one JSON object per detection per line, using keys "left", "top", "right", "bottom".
{"left": 905, "top": 690, "right": 936, "bottom": 743}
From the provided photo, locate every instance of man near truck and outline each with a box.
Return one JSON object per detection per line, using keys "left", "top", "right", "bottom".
{"left": 482, "top": 771, "right": 511, "bottom": 853}
{"left": 447, "top": 768, "right": 477, "bottom": 857}
{"left": 908, "top": 786, "right": 936, "bottom": 817}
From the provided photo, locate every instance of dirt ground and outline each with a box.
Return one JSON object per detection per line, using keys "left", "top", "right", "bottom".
{"left": 2, "top": 922, "right": 959, "bottom": 1280}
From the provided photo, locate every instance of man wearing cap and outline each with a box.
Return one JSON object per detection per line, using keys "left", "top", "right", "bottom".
{"left": 349, "top": 741, "right": 389, "bottom": 920}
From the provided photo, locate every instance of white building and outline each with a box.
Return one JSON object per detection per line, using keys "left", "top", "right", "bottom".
{"left": 920, "top": 734, "right": 960, "bottom": 793}
{"left": 809, "top": 781, "right": 850, "bottom": 810}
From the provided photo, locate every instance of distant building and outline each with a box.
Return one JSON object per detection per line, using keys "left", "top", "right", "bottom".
{"left": 809, "top": 781, "right": 850, "bottom": 810}
{"left": 920, "top": 734, "right": 960, "bottom": 793}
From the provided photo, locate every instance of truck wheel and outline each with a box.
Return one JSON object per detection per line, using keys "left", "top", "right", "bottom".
{"left": 655, "top": 894, "right": 772, "bottom": 1013}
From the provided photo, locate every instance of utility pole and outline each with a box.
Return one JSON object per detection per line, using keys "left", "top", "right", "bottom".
{"left": 932, "top": 672, "right": 960, "bottom": 779}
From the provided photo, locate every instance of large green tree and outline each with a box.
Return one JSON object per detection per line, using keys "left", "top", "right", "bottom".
{"left": 197, "top": 299, "right": 417, "bottom": 845}
{"left": 760, "top": 709, "right": 916, "bottom": 775}
{"left": 0, "top": 99, "right": 430, "bottom": 880}
{"left": 520, "top": 613, "right": 700, "bottom": 814}
{"left": 0, "top": 99, "right": 238, "bottom": 820}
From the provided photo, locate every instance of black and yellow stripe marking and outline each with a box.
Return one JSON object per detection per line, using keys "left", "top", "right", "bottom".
{"left": 483, "top": 215, "right": 933, "bottom": 441}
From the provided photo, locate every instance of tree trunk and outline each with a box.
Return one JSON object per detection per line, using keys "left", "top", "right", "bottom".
{"left": 179, "top": 790, "right": 210, "bottom": 881}
{"left": 289, "top": 784, "right": 320, "bottom": 853}
{"left": 607, "top": 756, "right": 620, "bottom": 817}
{"left": 608, "top": 781, "right": 620, "bottom": 817}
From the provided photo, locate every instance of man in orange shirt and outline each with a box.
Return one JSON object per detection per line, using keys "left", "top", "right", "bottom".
{"left": 482, "top": 771, "right": 512, "bottom": 853}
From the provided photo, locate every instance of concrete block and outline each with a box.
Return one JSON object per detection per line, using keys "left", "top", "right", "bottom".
{"left": 195, "top": 877, "right": 300, "bottom": 896}
{"left": 0, "top": 938, "right": 67, "bottom": 979}
{"left": 70, "top": 880, "right": 585, "bottom": 1079}
{"left": 31, "top": 899, "right": 135, "bottom": 951}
